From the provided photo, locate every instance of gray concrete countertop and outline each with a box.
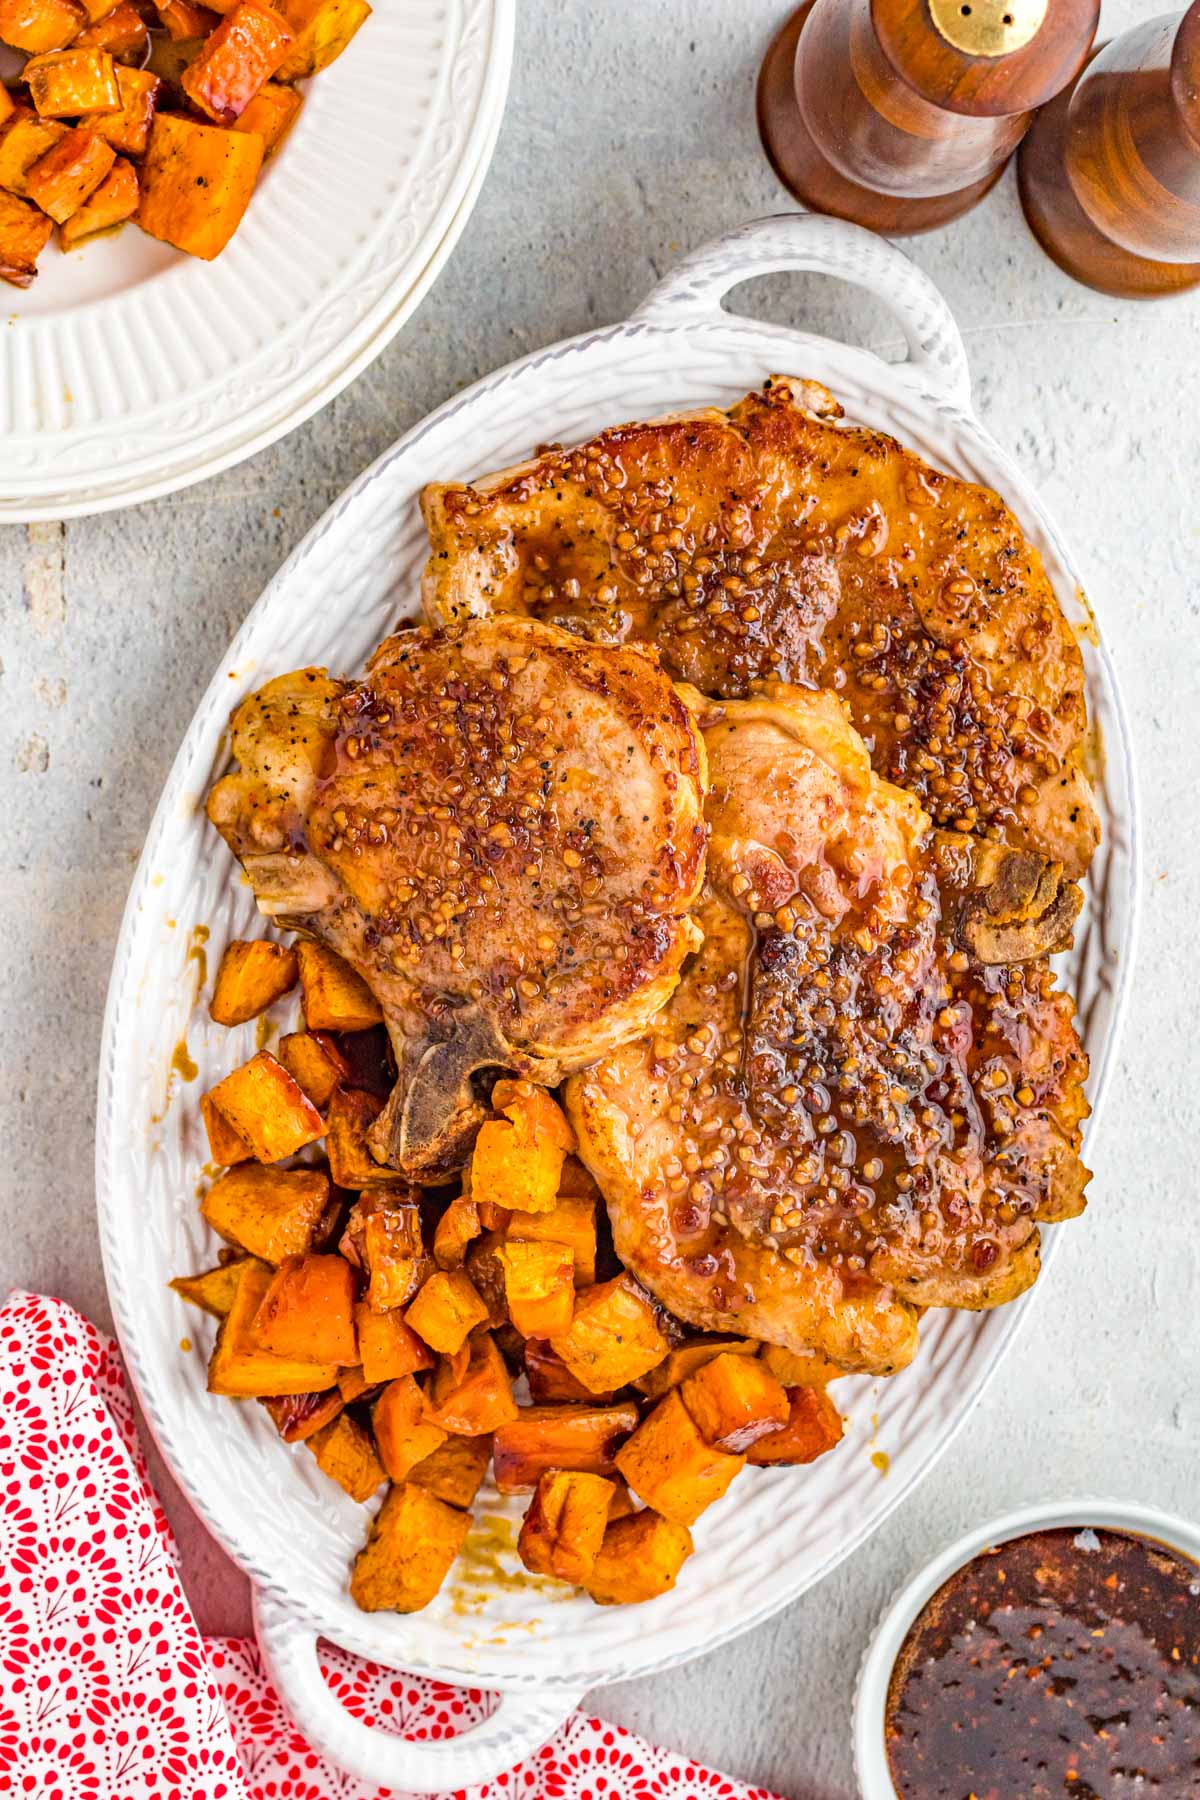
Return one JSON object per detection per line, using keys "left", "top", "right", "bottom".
{"left": 1, "top": 2, "right": 1196, "bottom": 1794}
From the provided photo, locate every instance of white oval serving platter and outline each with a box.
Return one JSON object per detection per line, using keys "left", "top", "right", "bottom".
{"left": 0, "top": 0, "right": 513, "bottom": 522}
{"left": 96, "top": 213, "right": 1139, "bottom": 1790}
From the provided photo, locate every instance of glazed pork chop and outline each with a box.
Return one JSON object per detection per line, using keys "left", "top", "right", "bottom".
{"left": 566, "top": 686, "right": 1089, "bottom": 1376}
{"left": 422, "top": 377, "right": 1097, "bottom": 880}
{"left": 206, "top": 616, "right": 708, "bottom": 1179}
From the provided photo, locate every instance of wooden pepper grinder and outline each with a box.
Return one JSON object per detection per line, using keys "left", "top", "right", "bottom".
{"left": 1018, "top": 5, "right": 1200, "bottom": 296}
{"left": 758, "top": 0, "right": 1100, "bottom": 234}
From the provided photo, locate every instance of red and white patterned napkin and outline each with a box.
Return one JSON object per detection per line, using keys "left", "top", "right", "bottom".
{"left": 0, "top": 1290, "right": 782, "bottom": 1800}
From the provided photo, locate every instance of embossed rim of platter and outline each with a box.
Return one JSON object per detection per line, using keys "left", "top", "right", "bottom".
{"left": 96, "top": 216, "right": 1139, "bottom": 1722}
{"left": 0, "top": 0, "right": 513, "bottom": 522}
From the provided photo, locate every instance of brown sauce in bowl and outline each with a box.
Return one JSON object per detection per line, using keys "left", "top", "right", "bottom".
{"left": 885, "top": 1526, "right": 1200, "bottom": 1797}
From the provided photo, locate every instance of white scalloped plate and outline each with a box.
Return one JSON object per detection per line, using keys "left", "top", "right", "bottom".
{"left": 96, "top": 215, "right": 1138, "bottom": 1790}
{"left": 0, "top": 0, "right": 513, "bottom": 522}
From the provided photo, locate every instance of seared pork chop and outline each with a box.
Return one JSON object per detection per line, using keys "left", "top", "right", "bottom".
{"left": 566, "top": 686, "right": 1089, "bottom": 1376}
{"left": 206, "top": 617, "right": 708, "bottom": 1179}
{"left": 422, "top": 377, "right": 1097, "bottom": 879}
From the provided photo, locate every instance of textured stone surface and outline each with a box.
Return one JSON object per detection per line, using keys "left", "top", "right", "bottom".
{"left": 0, "top": 2, "right": 1196, "bottom": 1794}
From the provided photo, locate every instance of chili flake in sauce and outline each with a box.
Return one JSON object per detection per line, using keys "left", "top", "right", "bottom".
{"left": 885, "top": 1526, "right": 1200, "bottom": 1797}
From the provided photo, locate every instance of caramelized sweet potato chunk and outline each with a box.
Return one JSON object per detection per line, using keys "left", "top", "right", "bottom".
{"left": 497, "top": 1240, "right": 574, "bottom": 1339}
{"left": 307, "top": 1411, "right": 384, "bottom": 1500}
{"left": 58, "top": 153, "right": 137, "bottom": 244}
{"left": 274, "top": 0, "right": 368, "bottom": 78}
{"left": 551, "top": 1274, "right": 668, "bottom": 1394}
{"left": 74, "top": 2, "right": 149, "bottom": 56}
{"left": 263, "top": 1385, "right": 342, "bottom": 1442}
{"left": 277, "top": 1030, "right": 347, "bottom": 1109}
{"left": 0, "top": 112, "right": 67, "bottom": 197}
{"left": 518, "top": 1471, "right": 614, "bottom": 1584}
{"left": 758, "top": 1343, "right": 845, "bottom": 1388}
{"left": 0, "top": 187, "right": 54, "bottom": 286}
{"left": 137, "top": 111, "right": 261, "bottom": 259}
{"left": 432, "top": 1194, "right": 480, "bottom": 1271}
{"left": 463, "top": 1231, "right": 509, "bottom": 1328}
{"left": 504, "top": 1194, "right": 596, "bottom": 1286}
{"left": 680, "top": 1352, "right": 789, "bottom": 1453}
{"left": 157, "top": 0, "right": 217, "bottom": 35}
{"left": 201, "top": 1161, "right": 330, "bottom": 1263}
{"left": 615, "top": 1389, "right": 744, "bottom": 1525}
{"left": 0, "top": 0, "right": 86, "bottom": 52}
{"left": 425, "top": 1333, "right": 517, "bottom": 1435}
{"left": 354, "top": 1301, "right": 432, "bottom": 1384}
{"left": 170, "top": 1255, "right": 254, "bottom": 1318}
{"left": 372, "top": 1374, "right": 447, "bottom": 1482}
{"left": 634, "top": 1337, "right": 760, "bottom": 1402}
{"left": 296, "top": 940, "right": 382, "bottom": 1032}
{"left": 251, "top": 1251, "right": 357, "bottom": 1365}
{"left": 208, "top": 1259, "right": 338, "bottom": 1396}
{"left": 341, "top": 1187, "right": 428, "bottom": 1309}
{"left": 523, "top": 1337, "right": 608, "bottom": 1405}
{"left": 350, "top": 1482, "right": 468, "bottom": 1613}
{"left": 492, "top": 1402, "right": 638, "bottom": 1494}
{"left": 206, "top": 1050, "right": 324, "bottom": 1163}
{"left": 325, "top": 1086, "right": 392, "bottom": 1187}
{"left": 584, "top": 1511, "right": 693, "bottom": 1605}
{"left": 405, "top": 1270, "right": 489, "bottom": 1356}
{"left": 25, "top": 127, "right": 114, "bottom": 221}
{"left": 231, "top": 79, "right": 300, "bottom": 153}
{"left": 745, "top": 1384, "right": 844, "bottom": 1466}
{"left": 469, "top": 1081, "right": 575, "bottom": 1215}
{"left": 0, "top": 88, "right": 12, "bottom": 129}
{"left": 181, "top": 0, "right": 293, "bottom": 124}
{"left": 24, "top": 47, "right": 121, "bottom": 116}
{"left": 407, "top": 1433, "right": 491, "bottom": 1509}
{"left": 210, "top": 938, "right": 298, "bottom": 1025}
{"left": 200, "top": 1089, "right": 252, "bottom": 1166}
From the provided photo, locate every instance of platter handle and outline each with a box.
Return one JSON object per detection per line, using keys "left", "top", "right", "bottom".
{"left": 632, "top": 212, "right": 972, "bottom": 408}
{"left": 253, "top": 1588, "right": 585, "bottom": 1789}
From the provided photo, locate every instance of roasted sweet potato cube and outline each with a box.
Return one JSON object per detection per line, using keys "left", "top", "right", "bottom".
{"left": 275, "top": 0, "right": 368, "bottom": 78}
{"left": 74, "top": 1, "right": 149, "bottom": 55}
{"left": 584, "top": 1510, "right": 693, "bottom": 1605}
{"left": 0, "top": 0, "right": 85, "bottom": 52}
{"left": 405, "top": 1271, "right": 488, "bottom": 1356}
{"left": 745, "top": 1384, "right": 844, "bottom": 1466}
{"left": 505, "top": 1194, "right": 596, "bottom": 1286}
{"left": 251, "top": 1252, "right": 358, "bottom": 1366}
{"left": 231, "top": 78, "right": 300, "bottom": 153}
{"left": 24, "top": 47, "right": 120, "bottom": 115}
{"left": 308, "top": 1411, "right": 384, "bottom": 1501}
{"left": 0, "top": 88, "right": 12, "bottom": 129}
{"left": 463, "top": 1232, "right": 509, "bottom": 1328}
{"left": 210, "top": 938, "right": 298, "bottom": 1025}
{"left": 606, "top": 1477, "right": 638, "bottom": 1521}
{"left": 208, "top": 1259, "right": 339, "bottom": 1396}
{"left": 469, "top": 1082, "right": 575, "bottom": 1216}
{"left": 680, "top": 1352, "right": 789, "bottom": 1453}
{"left": 181, "top": 0, "right": 293, "bottom": 123}
{"left": 206, "top": 1050, "right": 324, "bottom": 1163}
{"left": 353, "top": 1301, "right": 432, "bottom": 1384}
{"left": 156, "top": 0, "right": 217, "bottom": 34}
{"left": 137, "top": 111, "right": 261, "bottom": 259}
{"left": 551, "top": 1274, "right": 669, "bottom": 1394}
{"left": 170, "top": 1255, "right": 254, "bottom": 1318}
{"left": 325, "top": 1086, "right": 392, "bottom": 1187}
{"left": 497, "top": 1240, "right": 574, "bottom": 1339}
{"left": 425, "top": 1333, "right": 517, "bottom": 1435}
{"left": 277, "top": 1029, "right": 348, "bottom": 1110}
{"left": 492, "top": 1402, "right": 639, "bottom": 1494}
{"left": 58, "top": 152, "right": 136, "bottom": 244}
{"left": 297, "top": 940, "right": 381, "bottom": 1031}
{"left": 263, "top": 1385, "right": 342, "bottom": 1442}
{"left": 615, "top": 1389, "right": 744, "bottom": 1525}
{"left": 25, "top": 126, "right": 114, "bottom": 221}
{"left": 407, "top": 1433, "right": 491, "bottom": 1509}
{"left": 201, "top": 1161, "right": 331, "bottom": 1264}
{"left": 341, "top": 1188, "right": 428, "bottom": 1310}
{"left": 523, "top": 1337, "right": 609, "bottom": 1405}
{"left": 635, "top": 1337, "right": 760, "bottom": 1402}
{"left": 758, "top": 1343, "right": 845, "bottom": 1388}
{"left": 432, "top": 1195, "right": 480, "bottom": 1271}
{"left": 350, "top": 1482, "right": 468, "bottom": 1613}
{"left": 372, "top": 1374, "right": 446, "bottom": 1482}
{"left": 0, "top": 114, "right": 68, "bottom": 197}
{"left": 492, "top": 1079, "right": 577, "bottom": 1151}
{"left": 200, "top": 1089, "right": 252, "bottom": 1166}
{"left": 518, "top": 1471, "right": 614, "bottom": 1585}
{"left": 0, "top": 187, "right": 54, "bottom": 286}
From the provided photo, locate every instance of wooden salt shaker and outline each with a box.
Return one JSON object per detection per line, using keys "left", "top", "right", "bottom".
{"left": 758, "top": 0, "right": 1099, "bottom": 234}
{"left": 1018, "top": 4, "right": 1200, "bottom": 297}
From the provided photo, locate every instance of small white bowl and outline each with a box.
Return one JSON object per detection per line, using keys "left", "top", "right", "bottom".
{"left": 853, "top": 1496, "right": 1200, "bottom": 1799}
